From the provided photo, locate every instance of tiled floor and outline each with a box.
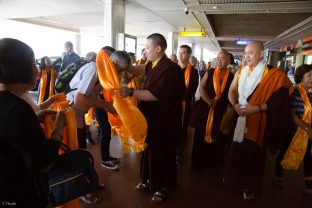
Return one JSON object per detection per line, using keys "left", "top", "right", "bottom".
{"left": 80, "top": 127, "right": 312, "bottom": 208}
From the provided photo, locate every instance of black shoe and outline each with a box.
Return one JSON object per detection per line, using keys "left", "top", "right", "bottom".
{"left": 101, "top": 160, "right": 119, "bottom": 170}
{"left": 109, "top": 156, "right": 121, "bottom": 163}
{"left": 86, "top": 137, "right": 95, "bottom": 145}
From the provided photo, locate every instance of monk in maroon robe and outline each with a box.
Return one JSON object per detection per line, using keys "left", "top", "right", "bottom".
{"left": 189, "top": 51, "right": 234, "bottom": 171}
{"left": 227, "top": 41, "right": 293, "bottom": 200}
{"left": 176, "top": 45, "right": 199, "bottom": 165}
{"left": 119, "top": 33, "right": 185, "bottom": 203}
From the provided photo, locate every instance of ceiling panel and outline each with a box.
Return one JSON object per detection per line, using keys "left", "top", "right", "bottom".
{"left": 208, "top": 13, "right": 312, "bottom": 37}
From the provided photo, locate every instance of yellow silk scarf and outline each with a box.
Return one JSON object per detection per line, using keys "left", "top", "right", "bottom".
{"left": 204, "top": 68, "right": 230, "bottom": 143}
{"left": 42, "top": 93, "right": 78, "bottom": 150}
{"left": 38, "top": 68, "right": 56, "bottom": 104}
{"left": 181, "top": 63, "right": 192, "bottom": 126}
{"left": 281, "top": 84, "right": 312, "bottom": 170}
{"left": 96, "top": 49, "right": 147, "bottom": 153}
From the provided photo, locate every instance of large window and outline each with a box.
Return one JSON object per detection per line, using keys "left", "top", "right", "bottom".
{"left": 0, "top": 19, "right": 76, "bottom": 58}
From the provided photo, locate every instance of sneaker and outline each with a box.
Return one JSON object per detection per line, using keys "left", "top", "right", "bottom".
{"left": 101, "top": 160, "right": 119, "bottom": 170}
{"left": 109, "top": 156, "right": 121, "bottom": 163}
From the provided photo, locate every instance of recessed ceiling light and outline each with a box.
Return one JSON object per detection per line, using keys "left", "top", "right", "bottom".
{"left": 212, "top": 6, "right": 218, "bottom": 10}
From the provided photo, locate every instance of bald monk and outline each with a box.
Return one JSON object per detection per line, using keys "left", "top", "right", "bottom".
{"left": 189, "top": 51, "right": 233, "bottom": 171}
{"left": 119, "top": 33, "right": 185, "bottom": 203}
{"left": 227, "top": 41, "right": 293, "bottom": 200}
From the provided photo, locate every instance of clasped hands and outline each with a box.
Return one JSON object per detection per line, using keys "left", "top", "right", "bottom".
{"left": 233, "top": 103, "right": 259, "bottom": 117}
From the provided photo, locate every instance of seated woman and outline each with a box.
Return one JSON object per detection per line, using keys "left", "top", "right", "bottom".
{"left": 0, "top": 38, "right": 65, "bottom": 207}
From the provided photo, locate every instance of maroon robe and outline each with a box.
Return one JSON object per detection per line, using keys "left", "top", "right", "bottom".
{"left": 189, "top": 68, "right": 234, "bottom": 169}
{"left": 139, "top": 55, "right": 185, "bottom": 192}
{"left": 227, "top": 67, "right": 291, "bottom": 196}
{"left": 177, "top": 65, "right": 199, "bottom": 157}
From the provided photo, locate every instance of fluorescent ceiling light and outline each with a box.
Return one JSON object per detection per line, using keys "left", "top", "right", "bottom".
{"left": 180, "top": 31, "right": 206, "bottom": 37}
{"left": 236, "top": 40, "right": 252, "bottom": 45}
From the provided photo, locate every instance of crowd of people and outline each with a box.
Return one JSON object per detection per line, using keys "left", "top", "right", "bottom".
{"left": 0, "top": 34, "right": 312, "bottom": 207}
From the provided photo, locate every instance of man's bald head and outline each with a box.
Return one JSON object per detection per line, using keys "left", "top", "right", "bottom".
{"left": 216, "top": 50, "right": 231, "bottom": 69}
{"left": 244, "top": 41, "right": 264, "bottom": 68}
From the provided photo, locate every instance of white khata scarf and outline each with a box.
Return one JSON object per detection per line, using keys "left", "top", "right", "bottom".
{"left": 233, "top": 59, "right": 266, "bottom": 142}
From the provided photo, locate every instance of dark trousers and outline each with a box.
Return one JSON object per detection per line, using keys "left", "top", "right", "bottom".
{"left": 77, "top": 127, "right": 87, "bottom": 149}
{"left": 274, "top": 135, "right": 292, "bottom": 178}
{"left": 94, "top": 108, "right": 112, "bottom": 161}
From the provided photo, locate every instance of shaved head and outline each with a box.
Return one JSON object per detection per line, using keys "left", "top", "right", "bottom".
{"left": 244, "top": 41, "right": 264, "bottom": 68}
{"left": 248, "top": 41, "right": 264, "bottom": 51}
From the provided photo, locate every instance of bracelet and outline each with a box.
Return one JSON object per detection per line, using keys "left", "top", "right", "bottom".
{"left": 129, "top": 88, "right": 134, "bottom": 97}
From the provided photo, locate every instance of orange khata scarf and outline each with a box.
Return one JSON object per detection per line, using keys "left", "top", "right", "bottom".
{"left": 38, "top": 67, "right": 56, "bottom": 104}
{"left": 281, "top": 84, "right": 312, "bottom": 170}
{"left": 96, "top": 49, "right": 147, "bottom": 153}
{"left": 42, "top": 93, "right": 78, "bottom": 151}
{"left": 180, "top": 63, "right": 192, "bottom": 126}
{"left": 204, "top": 68, "right": 230, "bottom": 143}
{"left": 244, "top": 68, "right": 294, "bottom": 147}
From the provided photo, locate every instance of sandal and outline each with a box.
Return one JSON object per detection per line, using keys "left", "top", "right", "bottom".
{"left": 243, "top": 190, "right": 255, "bottom": 200}
{"left": 134, "top": 182, "right": 149, "bottom": 192}
{"left": 151, "top": 191, "right": 167, "bottom": 203}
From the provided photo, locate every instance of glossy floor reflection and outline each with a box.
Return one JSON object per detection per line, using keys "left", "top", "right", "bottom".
{"left": 80, "top": 126, "right": 312, "bottom": 208}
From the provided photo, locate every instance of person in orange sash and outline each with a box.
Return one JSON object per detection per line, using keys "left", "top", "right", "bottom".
{"left": 189, "top": 51, "right": 233, "bottom": 171}
{"left": 37, "top": 56, "right": 57, "bottom": 104}
{"left": 176, "top": 45, "right": 199, "bottom": 166}
{"left": 119, "top": 33, "right": 185, "bottom": 203}
{"left": 227, "top": 41, "right": 293, "bottom": 200}
{"left": 273, "top": 64, "right": 312, "bottom": 194}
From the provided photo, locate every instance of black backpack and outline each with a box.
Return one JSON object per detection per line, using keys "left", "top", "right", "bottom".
{"left": 55, "top": 60, "right": 89, "bottom": 94}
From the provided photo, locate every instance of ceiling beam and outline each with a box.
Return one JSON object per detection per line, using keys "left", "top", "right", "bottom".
{"left": 264, "top": 16, "right": 312, "bottom": 48}
{"left": 11, "top": 18, "right": 80, "bottom": 33}
{"left": 186, "top": 1, "right": 312, "bottom": 14}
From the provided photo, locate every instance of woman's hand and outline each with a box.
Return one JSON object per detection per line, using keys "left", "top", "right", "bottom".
{"left": 36, "top": 109, "right": 57, "bottom": 123}
{"left": 51, "top": 110, "right": 66, "bottom": 141}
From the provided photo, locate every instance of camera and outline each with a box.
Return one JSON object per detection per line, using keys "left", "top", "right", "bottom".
{"left": 185, "top": 7, "right": 189, "bottom": 15}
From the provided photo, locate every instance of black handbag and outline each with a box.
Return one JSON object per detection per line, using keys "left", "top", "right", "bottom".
{"left": 47, "top": 144, "right": 99, "bottom": 206}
